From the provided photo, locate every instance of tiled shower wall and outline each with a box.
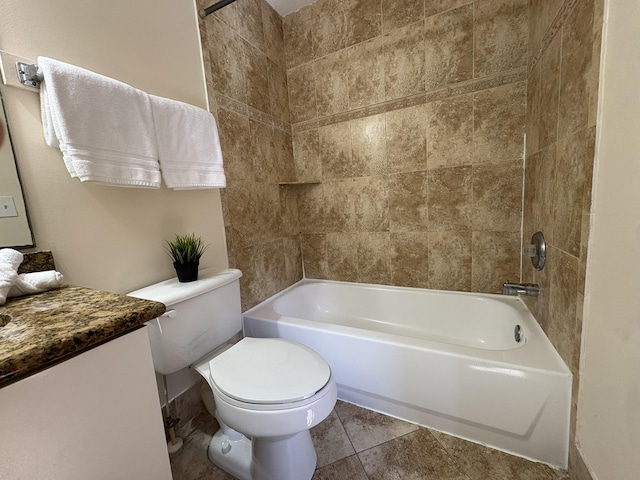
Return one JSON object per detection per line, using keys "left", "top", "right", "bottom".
{"left": 198, "top": 0, "right": 302, "bottom": 311}
{"left": 284, "top": 0, "right": 528, "bottom": 293}
{"left": 199, "top": 0, "right": 532, "bottom": 310}
{"left": 522, "top": 0, "right": 602, "bottom": 477}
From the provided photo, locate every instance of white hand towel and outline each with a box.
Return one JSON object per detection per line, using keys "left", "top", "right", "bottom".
{"left": 8, "top": 270, "right": 64, "bottom": 298}
{"left": 149, "top": 94, "right": 226, "bottom": 189}
{"left": 0, "top": 248, "right": 24, "bottom": 305}
{"left": 38, "top": 56, "right": 161, "bottom": 188}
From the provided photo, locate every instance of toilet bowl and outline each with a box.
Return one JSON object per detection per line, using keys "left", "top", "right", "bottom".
{"left": 194, "top": 337, "right": 337, "bottom": 480}
{"left": 127, "top": 268, "right": 337, "bottom": 480}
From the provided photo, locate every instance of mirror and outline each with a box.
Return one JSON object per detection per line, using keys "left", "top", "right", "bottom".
{"left": 0, "top": 87, "right": 35, "bottom": 248}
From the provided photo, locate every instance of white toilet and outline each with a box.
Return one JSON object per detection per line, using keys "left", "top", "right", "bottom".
{"left": 128, "top": 268, "right": 336, "bottom": 480}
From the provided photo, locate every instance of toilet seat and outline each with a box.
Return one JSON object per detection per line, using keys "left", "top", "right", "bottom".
{"left": 209, "top": 337, "right": 331, "bottom": 405}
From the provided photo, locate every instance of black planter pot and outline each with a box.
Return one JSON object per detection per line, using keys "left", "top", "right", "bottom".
{"left": 173, "top": 261, "right": 199, "bottom": 283}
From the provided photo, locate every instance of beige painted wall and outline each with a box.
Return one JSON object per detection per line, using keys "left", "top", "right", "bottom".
{"left": 0, "top": 0, "right": 228, "bottom": 294}
{"left": 577, "top": 1, "right": 640, "bottom": 478}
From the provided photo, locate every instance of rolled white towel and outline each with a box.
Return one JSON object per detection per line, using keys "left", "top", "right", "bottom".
{"left": 0, "top": 248, "right": 24, "bottom": 305}
{"left": 8, "top": 270, "right": 64, "bottom": 298}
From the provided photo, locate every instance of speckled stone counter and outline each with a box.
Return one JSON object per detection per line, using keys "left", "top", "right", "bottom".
{"left": 0, "top": 285, "right": 165, "bottom": 387}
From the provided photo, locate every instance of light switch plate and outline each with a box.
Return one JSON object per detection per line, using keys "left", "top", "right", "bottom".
{"left": 0, "top": 196, "right": 18, "bottom": 218}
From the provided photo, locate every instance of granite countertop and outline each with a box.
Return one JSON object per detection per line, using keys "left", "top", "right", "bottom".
{"left": 0, "top": 285, "right": 166, "bottom": 388}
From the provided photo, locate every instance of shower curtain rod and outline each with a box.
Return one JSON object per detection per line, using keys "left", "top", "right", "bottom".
{"left": 199, "top": 0, "right": 238, "bottom": 18}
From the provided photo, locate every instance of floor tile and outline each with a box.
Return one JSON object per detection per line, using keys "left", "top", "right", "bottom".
{"left": 335, "top": 400, "right": 420, "bottom": 452}
{"left": 431, "top": 429, "right": 566, "bottom": 480}
{"left": 169, "top": 412, "right": 233, "bottom": 480}
{"left": 312, "top": 454, "right": 369, "bottom": 480}
{"left": 170, "top": 401, "right": 569, "bottom": 480}
{"left": 311, "top": 409, "right": 356, "bottom": 467}
{"left": 358, "top": 428, "right": 470, "bottom": 480}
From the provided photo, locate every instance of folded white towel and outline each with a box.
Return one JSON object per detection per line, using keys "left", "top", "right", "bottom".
{"left": 38, "top": 57, "right": 161, "bottom": 188}
{"left": 7, "top": 270, "right": 64, "bottom": 298}
{"left": 0, "top": 248, "right": 24, "bottom": 306}
{"left": 149, "top": 94, "right": 226, "bottom": 189}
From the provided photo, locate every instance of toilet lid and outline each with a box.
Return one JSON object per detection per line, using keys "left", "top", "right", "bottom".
{"left": 209, "top": 337, "right": 331, "bottom": 405}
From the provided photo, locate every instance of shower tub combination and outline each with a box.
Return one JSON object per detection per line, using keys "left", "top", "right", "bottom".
{"left": 243, "top": 280, "right": 572, "bottom": 469}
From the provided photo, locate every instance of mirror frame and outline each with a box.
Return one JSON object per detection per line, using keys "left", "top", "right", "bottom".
{"left": 0, "top": 87, "right": 35, "bottom": 249}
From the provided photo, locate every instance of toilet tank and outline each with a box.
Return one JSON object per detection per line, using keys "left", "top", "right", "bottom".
{"left": 128, "top": 268, "right": 242, "bottom": 375}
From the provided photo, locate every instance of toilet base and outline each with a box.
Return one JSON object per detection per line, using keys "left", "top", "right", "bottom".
{"left": 208, "top": 429, "right": 252, "bottom": 480}
{"left": 208, "top": 426, "right": 317, "bottom": 480}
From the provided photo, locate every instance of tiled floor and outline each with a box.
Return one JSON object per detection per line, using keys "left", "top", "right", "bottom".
{"left": 170, "top": 400, "right": 569, "bottom": 480}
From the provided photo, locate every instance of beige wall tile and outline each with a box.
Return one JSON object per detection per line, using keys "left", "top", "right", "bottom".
{"left": 537, "top": 29, "right": 561, "bottom": 150}
{"left": 280, "top": 186, "right": 299, "bottom": 236}
{"left": 383, "top": 21, "right": 426, "bottom": 100}
{"left": 473, "top": 0, "right": 528, "bottom": 78}
{"left": 217, "top": 108, "right": 253, "bottom": 183}
{"left": 357, "top": 232, "right": 391, "bottom": 285}
{"left": 471, "top": 231, "right": 521, "bottom": 293}
{"left": 428, "top": 230, "right": 472, "bottom": 291}
{"left": 382, "top": 0, "right": 424, "bottom": 32}
{"left": 388, "top": 171, "right": 428, "bottom": 232}
{"left": 254, "top": 239, "right": 288, "bottom": 297}
{"left": 297, "top": 184, "right": 325, "bottom": 233}
{"left": 355, "top": 176, "right": 389, "bottom": 232}
{"left": 345, "top": 0, "right": 382, "bottom": 47}
{"left": 208, "top": 18, "right": 247, "bottom": 103}
{"left": 523, "top": 144, "right": 556, "bottom": 246}
{"left": 424, "top": 5, "right": 473, "bottom": 91}
{"left": 473, "top": 82, "right": 526, "bottom": 164}
{"left": 324, "top": 179, "right": 358, "bottom": 232}
{"left": 347, "top": 36, "right": 386, "bottom": 109}
{"left": 262, "top": 0, "right": 285, "bottom": 66}
{"left": 350, "top": 114, "right": 387, "bottom": 176}
{"left": 526, "top": 31, "right": 561, "bottom": 156}
{"left": 268, "top": 59, "right": 290, "bottom": 123}
{"left": 288, "top": 63, "right": 317, "bottom": 123}
{"left": 426, "top": 94, "right": 473, "bottom": 169}
{"left": 319, "top": 123, "right": 354, "bottom": 179}
{"left": 390, "top": 232, "right": 429, "bottom": 288}
{"left": 553, "top": 126, "right": 596, "bottom": 258}
{"left": 327, "top": 232, "right": 359, "bottom": 281}
{"left": 302, "top": 233, "right": 328, "bottom": 279}
{"left": 472, "top": 161, "right": 523, "bottom": 232}
{"left": 206, "top": 0, "right": 238, "bottom": 30}
{"left": 548, "top": 246, "right": 579, "bottom": 376}
{"left": 253, "top": 183, "right": 283, "bottom": 243}
{"left": 283, "top": 6, "right": 314, "bottom": 68}
{"left": 427, "top": 165, "right": 472, "bottom": 231}
{"left": 385, "top": 105, "right": 427, "bottom": 174}
{"left": 558, "top": 0, "right": 598, "bottom": 137}
{"left": 273, "top": 127, "right": 295, "bottom": 181}
{"left": 236, "top": 0, "right": 265, "bottom": 51}
{"left": 293, "top": 129, "right": 322, "bottom": 182}
{"left": 283, "top": 235, "right": 303, "bottom": 285}
{"left": 527, "top": 0, "right": 562, "bottom": 59}
{"left": 312, "top": 0, "right": 348, "bottom": 58}
{"left": 250, "top": 119, "right": 276, "bottom": 183}
{"left": 425, "top": 0, "right": 472, "bottom": 18}
{"left": 315, "top": 50, "right": 350, "bottom": 117}
{"left": 525, "top": 59, "right": 542, "bottom": 156}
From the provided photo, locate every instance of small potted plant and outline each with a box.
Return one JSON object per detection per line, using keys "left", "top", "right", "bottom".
{"left": 165, "top": 233, "right": 208, "bottom": 283}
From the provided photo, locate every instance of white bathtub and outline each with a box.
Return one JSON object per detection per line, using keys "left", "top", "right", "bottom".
{"left": 243, "top": 279, "right": 572, "bottom": 469}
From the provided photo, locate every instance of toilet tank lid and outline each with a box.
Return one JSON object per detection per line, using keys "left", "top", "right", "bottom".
{"left": 127, "top": 268, "right": 242, "bottom": 306}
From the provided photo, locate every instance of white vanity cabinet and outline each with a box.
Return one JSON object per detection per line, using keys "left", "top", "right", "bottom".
{"left": 0, "top": 328, "right": 172, "bottom": 480}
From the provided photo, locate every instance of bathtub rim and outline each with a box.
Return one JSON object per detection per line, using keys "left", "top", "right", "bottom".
{"left": 243, "top": 277, "right": 571, "bottom": 377}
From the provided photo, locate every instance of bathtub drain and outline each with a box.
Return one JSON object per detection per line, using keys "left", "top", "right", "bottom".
{"left": 514, "top": 325, "right": 523, "bottom": 343}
